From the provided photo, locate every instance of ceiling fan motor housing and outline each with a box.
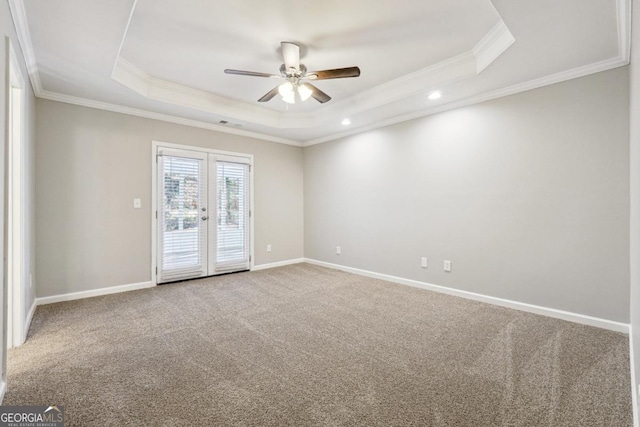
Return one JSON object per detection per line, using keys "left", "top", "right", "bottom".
{"left": 280, "top": 63, "right": 307, "bottom": 77}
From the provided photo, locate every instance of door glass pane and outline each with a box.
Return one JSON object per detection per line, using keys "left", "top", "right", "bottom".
{"left": 216, "top": 162, "right": 249, "bottom": 268}
{"left": 160, "top": 155, "right": 205, "bottom": 279}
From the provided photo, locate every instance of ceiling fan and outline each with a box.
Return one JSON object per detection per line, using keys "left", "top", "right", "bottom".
{"left": 224, "top": 42, "right": 360, "bottom": 104}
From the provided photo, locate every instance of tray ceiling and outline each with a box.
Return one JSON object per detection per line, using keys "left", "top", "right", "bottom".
{"left": 9, "top": 0, "right": 629, "bottom": 146}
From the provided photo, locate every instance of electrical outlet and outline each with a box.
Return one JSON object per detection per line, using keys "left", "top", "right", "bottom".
{"left": 444, "top": 260, "right": 452, "bottom": 272}
{"left": 336, "top": 246, "right": 341, "bottom": 255}
{"left": 266, "top": 244, "right": 272, "bottom": 252}
{"left": 421, "top": 257, "right": 428, "bottom": 268}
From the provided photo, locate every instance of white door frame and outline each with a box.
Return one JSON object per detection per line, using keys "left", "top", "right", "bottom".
{"left": 5, "top": 39, "right": 25, "bottom": 349}
{"left": 151, "top": 141, "right": 254, "bottom": 285}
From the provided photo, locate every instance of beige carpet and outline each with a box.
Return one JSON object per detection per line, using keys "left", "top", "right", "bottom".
{"left": 5, "top": 263, "right": 632, "bottom": 426}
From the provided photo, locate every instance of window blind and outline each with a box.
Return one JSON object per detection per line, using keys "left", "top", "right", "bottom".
{"left": 159, "top": 155, "right": 207, "bottom": 282}
{"left": 215, "top": 161, "right": 250, "bottom": 271}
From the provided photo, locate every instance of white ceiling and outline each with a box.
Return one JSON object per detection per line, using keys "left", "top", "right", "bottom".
{"left": 9, "top": 0, "right": 629, "bottom": 146}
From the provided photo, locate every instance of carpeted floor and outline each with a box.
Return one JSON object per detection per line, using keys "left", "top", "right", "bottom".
{"left": 4, "top": 263, "right": 632, "bottom": 426}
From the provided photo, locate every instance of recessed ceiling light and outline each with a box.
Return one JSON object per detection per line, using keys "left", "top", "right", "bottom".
{"left": 341, "top": 118, "right": 351, "bottom": 125}
{"left": 428, "top": 91, "right": 442, "bottom": 100}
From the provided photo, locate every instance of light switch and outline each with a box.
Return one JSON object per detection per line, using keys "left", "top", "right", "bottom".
{"left": 133, "top": 198, "right": 141, "bottom": 209}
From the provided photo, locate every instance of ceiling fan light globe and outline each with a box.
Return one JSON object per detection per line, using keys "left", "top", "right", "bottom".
{"left": 282, "top": 92, "right": 296, "bottom": 104}
{"left": 282, "top": 94, "right": 296, "bottom": 104}
{"left": 298, "top": 84, "right": 313, "bottom": 101}
{"left": 278, "top": 82, "right": 294, "bottom": 97}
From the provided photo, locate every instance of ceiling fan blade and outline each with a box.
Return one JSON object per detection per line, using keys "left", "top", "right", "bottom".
{"left": 225, "top": 69, "right": 281, "bottom": 78}
{"left": 303, "top": 83, "right": 331, "bottom": 103}
{"left": 281, "top": 42, "right": 300, "bottom": 71}
{"left": 258, "top": 86, "right": 280, "bottom": 102}
{"left": 306, "top": 67, "right": 361, "bottom": 80}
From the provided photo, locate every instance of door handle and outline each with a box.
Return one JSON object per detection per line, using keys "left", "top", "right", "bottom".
{"left": 202, "top": 216, "right": 208, "bottom": 221}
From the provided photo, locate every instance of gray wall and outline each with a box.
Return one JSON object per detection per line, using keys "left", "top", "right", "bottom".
{"left": 35, "top": 99, "right": 303, "bottom": 297}
{"left": 629, "top": 0, "right": 640, "bottom": 401}
{"left": 304, "top": 67, "right": 630, "bottom": 323}
{"left": 1, "top": 0, "right": 37, "bottom": 380}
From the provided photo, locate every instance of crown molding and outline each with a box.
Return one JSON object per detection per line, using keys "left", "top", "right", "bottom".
{"left": 112, "top": 57, "right": 314, "bottom": 129}
{"left": 110, "top": 48, "right": 479, "bottom": 130}
{"left": 473, "top": 20, "right": 515, "bottom": 73}
{"left": 37, "top": 89, "right": 302, "bottom": 146}
{"left": 617, "top": 0, "right": 632, "bottom": 62}
{"left": 317, "top": 51, "right": 478, "bottom": 123}
{"left": 318, "top": 20, "right": 515, "bottom": 123}
{"left": 7, "top": 0, "right": 42, "bottom": 95}
{"left": 303, "top": 55, "right": 628, "bottom": 146}
{"left": 112, "top": 0, "right": 138, "bottom": 77}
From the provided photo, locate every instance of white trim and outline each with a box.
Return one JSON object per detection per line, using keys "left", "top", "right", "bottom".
{"left": 31, "top": 260, "right": 305, "bottom": 306}
{"left": 251, "top": 258, "right": 305, "bottom": 271}
{"left": 111, "top": 0, "right": 139, "bottom": 77}
{"left": 0, "top": 380, "right": 6, "bottom": 405}
{"left": 151, "top": 143, "right": 158, "bottom": 285}
{"left": 37, "top": 90, "right": 301, "bottom": 147}
{"left": 2, "top": 36, "right": 9, "bottom": 400}
{"left": 631, "top": 326, "right": 639, "bottom": 427}
{"left": 249, "top": 158, "right": 255, "bottom": 271}
{"left": 36, "top": 281, "right": 155, "bottom": 306}
{"left": 153, "top": 140, "right": 254, "bottom": 159}
{"left": 473, "top": 20, "right": 515, "bottom": 73}
{"left": 303, "top": 259, "right": 630, "bottom": 333}
{"left": 112, "top": 58, "right": 301, "bottom": 129}
{"left": 6, "top": 37, "right": 27, "bottom": 349}
{"left": 617, "top": 0, "right": 632, "bottom": 63}
{"left": 303, "top": 56, "right": 628, "bottom": 147}
{"left": 6, "top": 0, "right": 41, "bottom": 94}
{"left": 23, "top": 299, "right": 35, "bottom": 339}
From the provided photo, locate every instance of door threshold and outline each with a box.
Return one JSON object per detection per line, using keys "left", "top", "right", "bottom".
{"left": 158, "top": 269, "right": 250, "bottom": 285}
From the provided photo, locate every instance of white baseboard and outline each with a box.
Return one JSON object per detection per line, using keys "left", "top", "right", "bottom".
{"left": 251, "top": 258, "right": 305, "bottom": 271}
{"left": 34, "top": 260, "right": 307, "bottom": 305}
{"left": 23, "top": 299, "right": 36, "bottom": 339}
{"left": 304, "top": 258, "right": 630, "bottom": 334}
{"left": 36, "top": 281, "right": 155, "bottom": 306}
{"left": 630, "top": 326, "right": 639, "bottom": 427}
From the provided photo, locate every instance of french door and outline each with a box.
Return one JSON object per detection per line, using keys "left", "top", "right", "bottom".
{"left": 157, "top": 147, "right": 251, "bottom": 283}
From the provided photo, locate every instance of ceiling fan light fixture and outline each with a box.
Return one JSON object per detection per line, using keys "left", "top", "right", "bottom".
{"left": 227, "top": 42, "right": 359, "bottom": 104}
